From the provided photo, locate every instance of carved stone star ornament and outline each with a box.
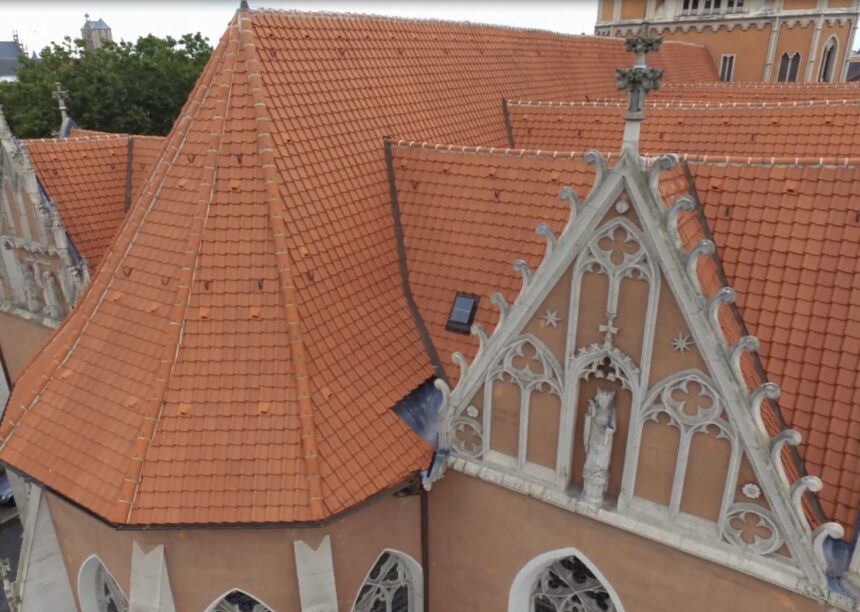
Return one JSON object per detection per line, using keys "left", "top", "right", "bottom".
{"left": 671, "top": 332, "right": 692, "bottom": 352}
{"left": 542, "top": 310, "right": 561, "bottom": 328}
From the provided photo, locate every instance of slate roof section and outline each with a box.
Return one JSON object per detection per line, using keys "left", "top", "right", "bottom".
{"left": 24, "top": 134, "right": 166, "bottom": 271}
{"left": 389, "top": 142, "right": 856, "bottom": 532}
{"left": 0, "top": 40, "right": 24, "bottom": 78}
{"left": 506, "top": 100, "right": 860, "bottom": 159}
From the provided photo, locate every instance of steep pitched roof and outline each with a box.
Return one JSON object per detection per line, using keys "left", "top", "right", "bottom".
{"left": 0, "top": 10, "right": 719, "bottom": 526}
{"left": 24, "top": 134, "right": 166, "bottom": 271}
{"left": 688, "top": 161, "right": 860, "bottom": 527}
{"left": 506, "top": 100, "right": 860, "bottom": 159}
{"left": 387, "top": 141, "right": 858, "bottom": 535}
{"left": 412, "top": 146, "right": 839, "bottom": 593}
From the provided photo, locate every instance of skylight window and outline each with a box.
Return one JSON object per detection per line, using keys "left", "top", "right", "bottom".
{"left": 446, "top": 293, "right": 479, "bottom": 334}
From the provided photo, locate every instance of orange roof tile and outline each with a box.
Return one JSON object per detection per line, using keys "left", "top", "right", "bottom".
{"left": 594, "top": 81, "right": 860, "bottom": 104}
{"left": 24, "top": 134, "right": 165, "bottom": 271}
{"left": 0, "top": 9, "right": 718, "bottom": 526}
{"left": 67, "top": 127, "right": 116, "bottom": 137}
{"left": 506, "top": 100, "right": 860, "bottom": 159}
{"left": 688, "top": 161, "right": 860, "bottom": 529}
{"left": 388, "top": 141, "right": 856, "bottom": 533}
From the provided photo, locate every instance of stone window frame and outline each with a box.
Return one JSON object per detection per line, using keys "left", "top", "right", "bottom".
{"left": 76, "top": 554, "right": 128, "bottom": 612}
{"left": 719, "top": 54, "right": 736, "bottom": 82}
{"left": 352, "top": 549, "right": 423, "bottom": 612}
{"left": 818, "top": 36, "right": 839, "bottom": 83}
{"left": 203, "top": 588, "right": 275, "bottom": 612}
{"left": 777, "top": 52, "right": 802, "bottom": 82}
{"left": 508, "top": 548, "right": 624, "bottom": 612}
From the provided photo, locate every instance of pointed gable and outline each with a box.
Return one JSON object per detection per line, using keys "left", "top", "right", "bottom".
{"left": 410, "top": 146, "right": 844, "bottom": 597}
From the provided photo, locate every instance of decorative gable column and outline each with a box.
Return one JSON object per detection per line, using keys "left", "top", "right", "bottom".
{"left": 615, "top": 28, "right": 663, "bottom": 157}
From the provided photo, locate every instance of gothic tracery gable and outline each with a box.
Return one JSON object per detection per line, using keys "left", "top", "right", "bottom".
{"left": 430, "top": 150, "right": 844, "bottom": 599}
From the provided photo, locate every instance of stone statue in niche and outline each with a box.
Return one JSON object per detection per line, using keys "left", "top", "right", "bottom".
{"left": 41, "top": 270, "right": 62, "bottom": 319}
{"left": 22, "top": 262, "right": 42, "bottom": 311}
{"left": 582, "top": 387, "right": 617, "bottom": 505}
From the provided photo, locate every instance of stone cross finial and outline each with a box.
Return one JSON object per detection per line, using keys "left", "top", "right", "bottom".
{"left": 52, "top": 82, "right": 69, "bottom": 125}
{"left": 616, "top": 24, "right": 664, "bottom": 155}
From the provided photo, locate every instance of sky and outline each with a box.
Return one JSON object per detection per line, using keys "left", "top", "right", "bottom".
{"left": 2, "top": 1, "right": 600, "bottom": 54}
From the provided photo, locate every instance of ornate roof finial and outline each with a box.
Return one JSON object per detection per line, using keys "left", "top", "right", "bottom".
{"left": 616, "top": 22, "right": 663, "bottom": 156}
{"left": 84, "top": 13, "right": 90, "bottom": 21}
{"left": 239, "top": 0, "right": 249, "bottom": 10}
{"left": 52, "top": 82, "right": 69, "bottom": 126}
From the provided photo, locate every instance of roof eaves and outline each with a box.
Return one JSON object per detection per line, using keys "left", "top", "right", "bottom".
{"left": 239, "top": 9, "right": 326, "bottom": 521}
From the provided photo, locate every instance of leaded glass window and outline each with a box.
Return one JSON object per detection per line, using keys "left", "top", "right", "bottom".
{"left": 530, "top": 555, "right": 616, "bottom": 612}
{"left": 94, "top": 564, "right": 128, "bottom": 612}
{"left": 212, "top": 590, "right": 271, "bottom": 612}
{"left": 354, "top": 552, "right": 413, "bottom": 612}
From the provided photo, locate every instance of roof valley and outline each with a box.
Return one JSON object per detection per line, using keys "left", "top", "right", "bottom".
{"left": 240, "top": 10, "right": 325, "bottom": 519}
{"left": 116, "top": 21, "right": 240, "bottom": 523}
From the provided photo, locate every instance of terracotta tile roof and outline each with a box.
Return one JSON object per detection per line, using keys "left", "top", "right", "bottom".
{"left": 506, "top": 100, "right": 860, "bottom": 159}
{"left": 389, "top": 142, "right": 854, "bottom": 532}
{"left": 588, "top": 82, "right": 860, "bottom": 104}
{"left": 653, "top": 81, "right": 860, "bottom": 103}
{"left": 0, "top": 10, "right": 719, "bottom": 526}
{"left": 67, "top": 127, "right": 115, "bottom": 137}
{"left": 24, "top": 134, "right": 166, "bottom": 271}
{"left": 688, "top": 161, "right": 860, "bottom": 528}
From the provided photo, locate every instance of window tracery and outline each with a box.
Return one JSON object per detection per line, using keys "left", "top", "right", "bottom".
{"left": 93, "top": 563, "right": 127, "bottom": 612}
{"left": 354, "top": 552, "right": 414, "bottom": 612}
{"left": 212, "top": 590, "right": 271, "bottom": 612}
{"left": 530, "top": 555, "right": 617, "bottom": 612}
{"left": 483, "top": 334, "right": 564, "bottom": 475}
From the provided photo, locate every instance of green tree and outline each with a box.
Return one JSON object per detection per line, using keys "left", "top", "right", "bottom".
{"left": 0, "top": 33, "right": 211, "bottom": 137}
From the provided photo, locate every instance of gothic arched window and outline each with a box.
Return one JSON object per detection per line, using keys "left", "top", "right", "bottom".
{"left": 818, "top": 37, "right": 838, "bottom": 82}
{"left": 510, "top": 550, "right": 623, "bottom": 612}
{"left": 530, "top": 555, "right": 617, "bottom": 612}
{"left": 77, "top": 556, "right": 128, "bottom": 612}
{"left": 210, "top": 590, "right": 272, "bottom": 612}
{"left": 777, "top": 52, "right": 801, "bottom": 82}
{"left": 353, "top": 551, "right": 421, "bottom": 612}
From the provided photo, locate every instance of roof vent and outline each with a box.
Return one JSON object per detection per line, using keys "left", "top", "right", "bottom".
{"left": 446, "top": 293, "right": 479, "bottom": 334}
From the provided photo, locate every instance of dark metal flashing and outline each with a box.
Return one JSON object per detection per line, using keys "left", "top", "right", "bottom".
{"left": 124, "top": 136, "right": 134, "bottom": 212}
{"left": 679, "top": 160, "right": 826, "bottom": 524}
{"left": 4, "top": 460, "right": 422, "bottom": 531}
{"left": 382, "top": 136, "right": 447, "bottom": 383}
{"left": 501, "top": 97, "right": 515, "bottom": 147}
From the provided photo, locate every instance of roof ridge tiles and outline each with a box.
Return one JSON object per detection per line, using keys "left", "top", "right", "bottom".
{"left": 251, "top": 6, "right": 707, "bottom": 46}
{"left": 664, "top": 81, "right": 860, "bottom": 89}
{"left": 239, "top": 9, "right": 326, "bottom": 520}
{"left": 507, "top": 99, "right": 860, "bottom": 110}
{"left": 392, "top": 139, "right": 859, "bottom": 169}
{"left": 392, "top": 139, "right": 599, "bottom": 162}
{"left": 117, "top": 17, "right": 240, "bottom": 523}
{"left": 22, "top": 133, "right": 131, "bottom": 144}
